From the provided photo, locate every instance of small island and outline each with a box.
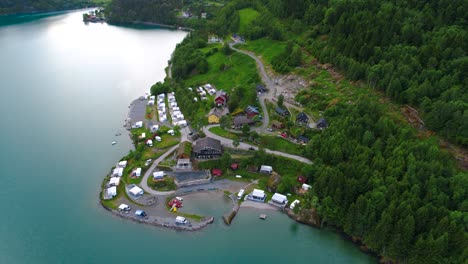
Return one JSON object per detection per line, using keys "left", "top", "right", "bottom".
{"left": 83, "top": 9, "right": 105, "bottom": 23}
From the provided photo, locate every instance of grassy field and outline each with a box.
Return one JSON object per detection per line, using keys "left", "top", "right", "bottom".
{"left": 259, "top": 135, "right": 305, "bottom": 156}
{"left": 238, "top": 39, "right": 286, "bottom": 65}
{"left": 184, "top": 50, "right": 260, "bottom": 107}
{"left": 208, "top": 126, "right": 241, "bottom": 140}
{"left": 238, "top": 8, "right": 260, "bottom": 33}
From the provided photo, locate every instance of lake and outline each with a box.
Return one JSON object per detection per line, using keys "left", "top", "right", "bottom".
{"left": 0, "top": 10, "right": 374, "bottom": 263}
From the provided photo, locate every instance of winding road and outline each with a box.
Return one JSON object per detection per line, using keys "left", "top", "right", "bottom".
{"left": 230, "top": 43, "right": 305, "bottom": 132}
{"left": 203, "top": 125, "right": 313, "bottom": 164}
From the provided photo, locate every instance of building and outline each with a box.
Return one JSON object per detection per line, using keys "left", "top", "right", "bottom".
{"left": 275, "top": 106, "right": 290, "bottom": 117}
{"left": 259, "top": 165, "right": 273, "bottom": 174}
{"left": 270, "top": 193, "right": 288, "bottom": 208}
{"left": 271, "top": 120, "right": 284, "bottom": 129}
{"left": 296, "top": 112, "right": 309, "bottom": 126}
{"left": 214, "top": 90, "right": 228, "bottom": 106}
{"left": 176, "top": 158, "right": 192, "bottom": 169}
{"left": 316, "top": 118, "right": 328, "bottom": 129}
{"left": 109, "top": 177, "right": 120, "bottom": 186}
{"left": 193, "top": 137, "right": 222, "bottom": 159}
{"left": 104, "top": 186, "right": 117, "bottom": 200}
{"left": 131, "top": 168, "right": 142, "bottom": 177}
{"left": 256, "top": 84, "right": 267, "bottom": 94}
{"left": 233, "top": 115, "right": 255, "bottom": 129}
{"left": 207, "top": 107, "right": 227, "bottom": 124}
{"left": 245, "top": 105, "right": 260, "bottom": 118}
{"left": 246, "top": 189, "right": 266, "bottom": 203}
{"left": 153, "top": 171, "right": 165, "bottom": 180}
{"left": 112, "top": 167, "right": 124, "bottom": 177}
{"left": 129, "top": 185, "right": 144, "bottom": 197}
{"left": 298, "top": 135, "right": 310, "bottom": 144}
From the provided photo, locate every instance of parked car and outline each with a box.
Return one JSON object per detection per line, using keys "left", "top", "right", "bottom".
{"left": 290, "top": 200, "right": 300, "bottom": 210}
{"left": 248, "top": 147, "right": 255, "bottom": 151}
{"left": 267, "top": 128, "right": 273, "bottom": 132}
{"left": 175, "top": 196, "right": 183, "bottom": 201}
{"left": 145, "top": 159, "right": 152, "bottom": 166}
{"left": 281, "top": 132, "right": 288, "bottom": 138}
{"left": 135, "top": 210, "right": 147, "bottom": 217}
{"left": 175, "top": 216, "right": 188, "bottom": 225}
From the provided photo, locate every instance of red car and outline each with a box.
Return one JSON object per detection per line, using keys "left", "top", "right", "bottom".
{"left": 281, "top": 132, "right": 288, "bottom": 138}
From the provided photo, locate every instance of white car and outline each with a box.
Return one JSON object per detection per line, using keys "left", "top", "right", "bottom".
{"left": 175, "top": 196, "right": 183, "bottom": 201}
{"left": 145, "top": 159, "right": 152, "bottom": 166}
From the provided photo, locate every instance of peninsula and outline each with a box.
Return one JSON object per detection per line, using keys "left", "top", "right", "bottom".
{"left": 96, "top": 0, "right": 466, "bottom": 263}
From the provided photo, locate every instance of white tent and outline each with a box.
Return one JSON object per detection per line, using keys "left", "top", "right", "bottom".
{"left": 252, "top": 189, "right": 265, "bottom": 199}
{"left": 141, "top": 133, "right": 146, "bottom": 139}
{"left": 168, "top": 130, "right": 174, "bottom": 135}
{"left": 129, "top": 186, "right": 143, "bottom": 197}
{"left": 112, "top": 167, "right": 123, "bottom": 177}
{"left": 133, "top": 168, "right": 142, "bottom": 177}
{"left": 107, "top": 186, "right": 117, "bottom": 197}
{"left": 271, "top": 193, "right": 288, "bottom": 204}
{"left": 302, "top": 184, "right": 312, "bottom": 191}
{"left": 146, "top": 139, "right": 153, "bottom": 146}
{"left": 151, "top": 125, "right": 159, "bottom": 132}
{"left": 109, "top": 177, "right": 120, "bottom": 186}
{"left": 153, "top": 171, "right": 165, "bottom": 179}
{"left": 155, "top": 136, "right": 162, "bottom": 142}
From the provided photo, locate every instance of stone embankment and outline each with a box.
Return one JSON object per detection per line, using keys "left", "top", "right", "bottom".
{"left": 101, "top": 203, "right": 214, "bottom": 231}
{"left": 222, "top": 193, "right": 240, "bottom": 225}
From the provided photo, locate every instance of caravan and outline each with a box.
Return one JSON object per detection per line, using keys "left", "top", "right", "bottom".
{"left": 237, "top": 189, "right": 245, "bottom": 200}
{"left": 175, "top": 216, "right": 188, "bottom": 225}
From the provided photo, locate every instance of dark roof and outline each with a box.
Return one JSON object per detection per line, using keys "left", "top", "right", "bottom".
{"left": 298, "top": 135, "right": 310, "bottom": 143}
{"left": 256, "top": 84, "right": 267, "bottom": 92}
{"left": 208, "top": 107, "right": 225, "bottom": 118}
{"left": 317, "top": 118, "right": 328, "bottom": 128}
{"left": 275, "top": 107, "right": 289, "bottom": 115}
{"left": 170, "top": 171, "right": 209, "bottom": 183}
{"left": 193, "top": 137, "right": 222, "bottom": 152}
{"left": 245, "top": 105, "right": 259, "bottom": 114}
{"left": 296, "top": 112, "right": 309, "bottom": 122}
{"left": 233, "top": 115, "right": 255, "bottom": 126}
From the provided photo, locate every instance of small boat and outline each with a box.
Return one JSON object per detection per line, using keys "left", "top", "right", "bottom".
{"left": 259, "top": 214, "right": 267, "bottom": 220}
{"left": 115, "top": 132, "right": 121, "bottom": 136}
{"left": 112, "top": 141, "right": 117, "bottom": 145}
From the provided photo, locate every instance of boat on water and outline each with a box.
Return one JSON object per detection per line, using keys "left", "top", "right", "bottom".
{"left": 115, "top": 132, "right": 121, "bottom": 136}
{"left": 259, "top": 214, "right": 267, "bottom": 220}
{"left": 112, "top": 141, "right": 117, "bottom": 145}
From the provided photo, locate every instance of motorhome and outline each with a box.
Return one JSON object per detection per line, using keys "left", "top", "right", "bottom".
{"left": 237, "top": 189, "right": 245, "bottom": 200}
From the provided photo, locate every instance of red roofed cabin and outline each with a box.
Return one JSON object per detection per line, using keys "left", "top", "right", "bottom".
{"left": 212, "top": 169, "right": 223, "bottom": 177}
{"left": 297, "top": 175, "right": 307, "bottom": 183}
{"left": 214, "top": 90, "right": 228, "bottom": 106}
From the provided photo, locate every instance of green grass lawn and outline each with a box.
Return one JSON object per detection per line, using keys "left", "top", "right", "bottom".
{"left": 259, "top": 135, "right": 305, "bottom": 156}
{"left": 184, "top": 51, "right": 260, "bottom": 107}
{"left": 238, "top": 8, "right": 260, "bottom": 33}
{"left": 147, "top": 176, "right": 177, "bottom": 191}
{"left": 238, "top": 39, "right": 286, "bottom": 65}
{"left": 208, "top": 126, "right": 240, "bottom": 140}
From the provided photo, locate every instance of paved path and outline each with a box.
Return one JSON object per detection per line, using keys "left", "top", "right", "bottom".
{"left": 140, "top": 144, "right": 179, "bottom": 195}
{"left": 204, "top": 125, "right": 313, "bottom": 164}
{"left": 229, "top": 43, "right": 304, "bottom": 133}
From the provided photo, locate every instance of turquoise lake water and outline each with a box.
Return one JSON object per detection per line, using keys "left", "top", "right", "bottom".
{"left": 0, "top": 10, "right": 375, "bottom": 263}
